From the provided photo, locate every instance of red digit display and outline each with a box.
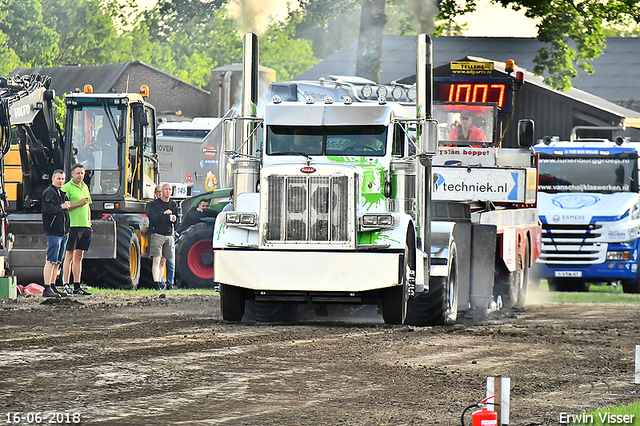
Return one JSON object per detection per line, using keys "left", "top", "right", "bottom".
{"left": 439, "top": 83, "right": 507, "bottom": 108}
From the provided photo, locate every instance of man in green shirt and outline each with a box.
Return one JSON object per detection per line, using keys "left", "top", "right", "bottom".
{"left": 62, "top": 163, "right": 92, "bottom": 295}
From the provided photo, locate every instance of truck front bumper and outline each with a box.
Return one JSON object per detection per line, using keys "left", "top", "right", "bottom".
{"left": 533, "top": 261, "right": 638, "bottom": 282}
{"left": 214, "top": 250, "right": 401, "bottom": 292}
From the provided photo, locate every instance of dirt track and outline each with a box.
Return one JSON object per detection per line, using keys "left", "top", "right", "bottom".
{"left": 1, "top": 291, "right": 639, "bottom": 425}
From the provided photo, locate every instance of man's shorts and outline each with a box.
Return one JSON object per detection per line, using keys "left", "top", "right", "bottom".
{"left": 66, "top": 227, "right": 93, "bottom": 251}
{"left": 149, "top": 233, "right": 174, "bottom": 259}
{"left": 46, "top": 234, "right": 69, "bottom": 264}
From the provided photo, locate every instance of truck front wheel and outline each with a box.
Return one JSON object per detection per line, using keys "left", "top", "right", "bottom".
{"left": 220, "top": 284, "right": 245, "bottom": 321}
{"left": 621, "top": 278, "right": 640, "bottom": 293}
{"left": 406, "top": 241, "right": 458, "bottom": 326}
{"left": 382, "top": 230, "right": 415, "bottom": 325}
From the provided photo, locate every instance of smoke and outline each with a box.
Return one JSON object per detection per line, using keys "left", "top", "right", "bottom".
{"left": 409, "top": 0, "right": 438, "bottom": 34}
{"left": 227, "top": 0, "right": 294, "bottom": 35}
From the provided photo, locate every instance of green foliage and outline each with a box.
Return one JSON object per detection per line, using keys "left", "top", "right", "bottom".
{"left": 41, "top": 0, "right": 131, "bottom": 65}
{"left": 492, "top": 0, "right": 639, "bottom": 91}
{"left": 260, "top": 10, "right": 318, "bottom": 82}
{"left": 0, "top": 0, "right": 59, "bottom": 67}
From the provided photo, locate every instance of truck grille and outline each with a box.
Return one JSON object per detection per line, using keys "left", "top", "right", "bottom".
{"left": 538, "top": 223, "right": 606, "bottom": 264}
{"left": 266, "top": 175, "right": 350, "bottom": 243}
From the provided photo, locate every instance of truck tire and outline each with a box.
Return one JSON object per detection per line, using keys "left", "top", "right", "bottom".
{"left": 175, "top": 222, "right": 215, "bottom": 288}
{"left": 382, "top": 229, "right": 415, "bottom": 325}
{"left": 220, "top": 283, "right": 245, "bottom": 321}
{"left": 494, "top": 241, "right": 529, "bottom": 309}
{"left": 86, "top": 226, "right": 141, "bottom": 290}
{"left": 406, "top": 241, "right": 458, "bottom": 326}
{"left": 515, "top": 242, "right": 531, "bottom": 308}
{"left": 621, "top": 278, "right": 640, "bottom": 294}
{"left": 245, "top": 300, "right": 299, "bottom": 323}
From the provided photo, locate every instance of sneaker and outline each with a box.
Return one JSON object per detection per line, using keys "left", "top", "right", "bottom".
{"left": 63, "top": 284, "right": 73, "bottom": 295}
{"left": 154, "top": 282, "right": 165, "bottom": 291}
{"left": 51, "top": 284, "right": 68, "bottom": 297}
{"left": 73, "top": 287, "right": 92, "bottom": 296}
{"left": 43, "top": 286, "right": 61, "bottom": 298}
{"left": 165, "top": 283, "right": 174, "bottom": 290}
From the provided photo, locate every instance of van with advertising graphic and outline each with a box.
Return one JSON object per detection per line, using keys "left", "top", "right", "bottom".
{"left": 533, "top": 137, "right": 640, "bottom": 293}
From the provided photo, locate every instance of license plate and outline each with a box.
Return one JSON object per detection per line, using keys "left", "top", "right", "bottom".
{"left": 555, "top": 271, "right": 582, "bottom": 277}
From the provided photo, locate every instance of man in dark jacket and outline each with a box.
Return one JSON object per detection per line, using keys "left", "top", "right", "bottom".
{"left": 42, "top": 169, "right": 71, "bottom": 298}
{"left": 146, "top": 183, "right": 178, "bottom": 290}
{"left": 177, "top": 198, "right": 217, "bottom": 234}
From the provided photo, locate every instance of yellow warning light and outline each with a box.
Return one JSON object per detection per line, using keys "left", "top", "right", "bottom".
{"left": 83, "top": 85, "right": 94, "bottom": 94}
{"left": 140, "top": 85, "right": 149, "bottom": 97}
{"left": 505, "top": 59, "right": 515, "bottom": 74}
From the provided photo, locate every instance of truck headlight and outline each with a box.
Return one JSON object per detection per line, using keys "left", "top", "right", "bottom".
{"left": 361, "top": 214, "right": 395, "bottom": 228}
{"left": 225, "top": 212, "right": 257, "bottom": 227}
{"left": 606, "top": 251, "right": 630, "bottom": 261}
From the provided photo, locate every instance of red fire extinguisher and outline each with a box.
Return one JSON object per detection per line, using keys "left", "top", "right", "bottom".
{"left": 461, "top": 394, "right": 498, "bottom": 426}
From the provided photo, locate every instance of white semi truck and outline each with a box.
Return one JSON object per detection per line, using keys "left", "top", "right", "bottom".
{"left": 533, "top": 136, "right": 640, "bottom": 293}
{"left": 211, "top": 34, "right": 539, "bottom": 324}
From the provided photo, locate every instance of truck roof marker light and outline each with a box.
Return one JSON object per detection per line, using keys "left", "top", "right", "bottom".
{"left": 305, "top": 96, "right": 315, "bottom": 104}
{"left": 140, "top": 85, "right": 150, "bottom": 97}
{"left": 376, "top": 85, "right": 388, "bottom": 98}
{"left": 407, "top": 87, "right": 416, "bottom": 101}
{"left": 83, "top": 85, "right": 93, "bottom": 94}
{"left": 361, "top": 85, "right": 373, "bottom": 98}
{"left": 343, "top": 96, "right": 353, "bottom": 105}
{"left": 378, "top": 97, "right": 387, "bottom": 105}
{"left": 324, "top": 96, "right": 333, "bottom": 104}
{"left": 392, "top": 85, "right": 404, "bottom": 100}
{"left": 505, "top": 59, "right": 515, "bottom": 74}
{"left": 272, "top": 95, "right": 282, "bottom": 104}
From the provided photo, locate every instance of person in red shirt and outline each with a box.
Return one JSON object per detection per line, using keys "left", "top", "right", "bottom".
{"left": 447, "top": 111, "right": 487, "bottom": 143}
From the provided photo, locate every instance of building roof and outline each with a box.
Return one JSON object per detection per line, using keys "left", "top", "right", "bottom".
{"left": 11, "top": 61, "right": 209, "bottom": 96}
{"left": 295, "top": 36, "right": 640, "bottom": 105}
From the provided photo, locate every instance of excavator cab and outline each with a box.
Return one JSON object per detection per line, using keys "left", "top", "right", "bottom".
{"left": 64, "top": 87, "right": 158, "bottom": 210}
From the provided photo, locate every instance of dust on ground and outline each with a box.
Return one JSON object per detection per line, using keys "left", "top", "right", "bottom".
{"left": 1, "top": 290, "right": 639, "bottom": 425}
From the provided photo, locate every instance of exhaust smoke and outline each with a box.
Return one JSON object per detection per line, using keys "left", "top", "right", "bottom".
{"left": 227, "top": 0, "right": 293, "bottom": 35}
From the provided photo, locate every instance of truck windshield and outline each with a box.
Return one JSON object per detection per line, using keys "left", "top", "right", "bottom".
{"left": 538, "top": 155, "right": 639, "bottom": 193}
{"left": 434, "top": 103, "right": 496, "bottom": 146}
{"left": 267, "top": 125, "right": 387, "bottom": 157}
{"left": 69, "top": 104, "right": 124, "bottom": 195}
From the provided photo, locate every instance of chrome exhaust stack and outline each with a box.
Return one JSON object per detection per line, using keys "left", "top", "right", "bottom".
{"left": 233, "top": 33, "right": 261, "bottom": 200}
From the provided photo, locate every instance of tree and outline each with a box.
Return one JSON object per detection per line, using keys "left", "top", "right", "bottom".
{"left": 143, "top": 0, "right": 317, "bottom": 88}
{"left": 0, "top": 0, "right": 59, "bottom": 70}
{"left": 297, "top": 0, "right": 640, "bottom": 91}
{"left": 41, "top": 0, "right": 132, "bottom": 65}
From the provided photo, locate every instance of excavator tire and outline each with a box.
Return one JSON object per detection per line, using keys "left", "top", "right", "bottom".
{"left": 86, "top": 226, "right": 141, "bottom": 290}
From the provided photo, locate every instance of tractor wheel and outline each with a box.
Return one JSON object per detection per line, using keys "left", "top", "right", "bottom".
{"left": 175, "top": 222, "right": 215, "bottom": 288}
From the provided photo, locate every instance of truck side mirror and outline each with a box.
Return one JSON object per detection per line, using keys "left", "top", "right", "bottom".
{"left": 518, "top": 119, "right": 535, "bottom": 147}
{"left": 423, "top": 119, "right": 439, "bottom": 155}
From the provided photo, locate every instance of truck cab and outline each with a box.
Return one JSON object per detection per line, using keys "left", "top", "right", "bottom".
{"left": 533, "top": 139, "right": 640, "bottom": 293}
